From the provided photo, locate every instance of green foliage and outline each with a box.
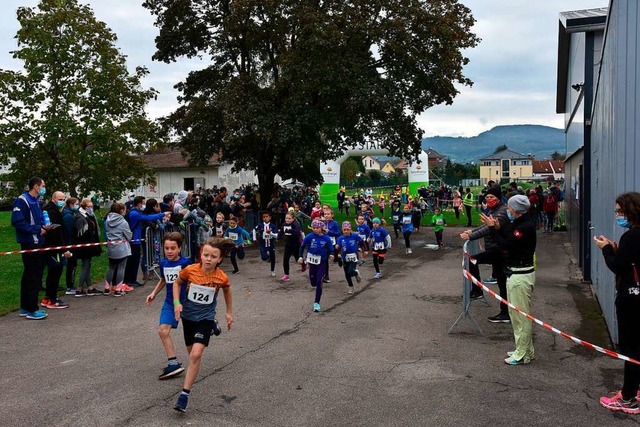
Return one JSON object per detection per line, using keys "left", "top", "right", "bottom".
{"left": 0, "top": 0, "right": 159, "bottom": 200}
{"left": 367, "top": 169, "right": 382, "bottom": 185}
{"left": 340, "top": 158, "right": 360, "bottom": 185}
{"left": 143, "top": 0, "right": 480, "bottom": 207}
{"left": 550, "top": 151, "right": 566, "bottom": 161}
{"left": 494, "top": 144, "right": 508, "bottom": 154}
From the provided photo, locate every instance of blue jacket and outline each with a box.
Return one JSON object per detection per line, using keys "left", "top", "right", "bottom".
{"left": 11, "top": 192, "right": 44, "bottom": 245}
{"left": 299, "top": 233, "right": 333, "bottom": 261}
{"left": 401, "top": 212, "right": 414, "bottom": 233}
{"left": 128, "top": 208, "right": 165, "bottom": 244}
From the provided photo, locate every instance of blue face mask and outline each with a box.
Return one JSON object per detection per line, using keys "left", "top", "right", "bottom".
{"left": 506, "top": 210, "right": 515, "bottom": 222}
{"left": 85, "top": 208, "right": 94, "bottom": 216}
{"left": 71, "top": 205, "right": 80, "bottom": 212}
{"left": 55, "top": 201, "right": 65, "bottom": 208}
{"left": 38, "top": 187, "right": 46, "bottom": 198}
{"left": 617, "top": 217, "right": 630, "bottom": 228}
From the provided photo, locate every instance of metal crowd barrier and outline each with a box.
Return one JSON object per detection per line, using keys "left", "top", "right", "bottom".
{"left": 447, "top": 239, "right": 489, "bottom": 336}
{"left": 143, "top": 222, "right": 193, "bottom": 282}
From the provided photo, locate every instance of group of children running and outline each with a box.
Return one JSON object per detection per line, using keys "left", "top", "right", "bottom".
{"left": 142, "top": 201, "right": 447, "bottom": 414}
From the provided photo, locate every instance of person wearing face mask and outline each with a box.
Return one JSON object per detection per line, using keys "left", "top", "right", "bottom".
{"left": 11, "top": 177, "right": 49, "bottom": 319}
{"left": 460, "top": 185, "right": 510, "bottom": 321}
{"left": 480, "top": 194, "right": 536, "bottom": 365}
{"left": 40, "top": 191, "right": 72, "bottom": 309}
{"left": 73, "top": 198, "right": 103, "bottom": 296}
{"left": 594, "top": 192, "right": 640, "bottom": 414}
{"left": 62, "top": 197, "right": 80, "bottom": 295}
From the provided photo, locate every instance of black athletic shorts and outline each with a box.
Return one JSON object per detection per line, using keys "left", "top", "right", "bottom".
{"left": 182, "top": 318, "right": 215, "bottom": 347}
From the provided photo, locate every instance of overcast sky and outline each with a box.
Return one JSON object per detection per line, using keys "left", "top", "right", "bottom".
{"left": 0, "top": 0, "right": 609, "bottom": 138}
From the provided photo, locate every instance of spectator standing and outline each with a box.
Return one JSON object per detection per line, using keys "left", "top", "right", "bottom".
{"left": 62, "top": 197, "right": 79, "bottom": 295}
{"left": 41, "top": 191, "right": 72, "bottom": 309}
{"left": 594, "top": 192, "right": 640, "bottom": 414}
{"left": 463, "top": 188, "right": 474, "bottom": 227}
{"left": 73, "top": 198, "right": 103, "bottom": 296}
{"left": 12, "top": 177, "right": 48, "bottom": 319}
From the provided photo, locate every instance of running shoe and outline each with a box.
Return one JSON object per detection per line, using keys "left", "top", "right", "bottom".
{"left": 40, "top": 298, "right": 51, "bottom": 307}
{"left": 65, "top": 288, "right": 77, "bottom": 295}
{"left": 484, "top": 277, "right": 497, "bottom": 283}
{"left": 159, "top": 363, "right": 185, "bottom": 380}
{"left": 18, "top": 308, "right": 29, "bottom": 317}
{"left": 313, "top": 303, "right": 321, "bottom": 312}
{"left": 358, "top": 260, "right": 366, "bottom": 266}
{"left": 348, "top": 286, "right": 354, "bottom": 294}
{"left": 112, "top": 290, "right": 125, "bottom": 297}
{"left": 323, "top": 278, "right": 331, "bottom": 283}
{"left": 407, "top": 248, "right": 412, "bottom": 254}
{"left": 488, "top": 313, "right": 511, "bottom": 323}
{"left": 300, "top": 263, "right": 307, "bottom": 273}
{"left": 75, "top": 290, "right": 87, "bottom": 298}
{"left": 337, "top": 258, "right": 343, "bottom": 267}
{"left": 374, "top": 272, "right": 382, "bottom": 279}
{"left": 86, "top": 288, "right": 101, "bottom": 296}
{"left": 281, "top": 274, "right": 289, "bottom": 282}
{"left": 600, "top": 391, "right": 640, "bottom": 414}
{"left": 470, "top": 293, "right": 484, "bottom": 300}
{"left": 174, "top": 393, "right": 189, "bottom": 412}
{"left": 45, "top": 300, "right": 69, "bottom": 309}
{"left": 211, "top": 319, "right": 222, "bottom": 336}
{"left": 232, "top": 270, "right": 240, "bottom": 274}
{"left": 504, "top": 356, "right": 530, "bottom": 365}
{"left": 25, "top": 310, "right": 48, "bottom": 320}
{"left": 270, "top": 271, "right": 275, "bottom": 277}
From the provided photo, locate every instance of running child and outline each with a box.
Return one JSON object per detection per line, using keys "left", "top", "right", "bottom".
{"left": 145, "top": 232, "right": 191, "bottom": 380}
{"left": 172, "top": 237, "right": 235, "bottom": 413}
{"left": 390, "top": 201, "right": 402, "bottom": 239}
{"left": 401, "top": 204, "right": 414, "bottom": 254}
{"left": 369, "top": 218, "right": 392, "bottom": 278}
{"left": 223, "top": 216, "right": 251, "bottom": 274}
{"left": 336, "top": 222, "right": 364, "bottom": 294}
{"left": 279, "top": 212, "right": 302, "bottom": 282}
{"left": 213, "top": 212, "right": 226, "bottom": 237}
{"left": 355, "top": 214, "right": 371, "bottom": 266}
{"left": 323, "top": 209, "right": 341, "bottom": 278}
{"left": 254, "top": 211, "right": 279, "bottom": 277}
{"left": 431, "top": 207, "right": 446, "bottom": 249}
{"left": 298, "top": 220, "right": 333, "bottom": 312}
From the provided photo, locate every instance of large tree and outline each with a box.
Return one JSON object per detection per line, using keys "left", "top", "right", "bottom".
{"left": 143, "top": 0, "right": 479, "bottom": 205}
{"left": 0, "top": 0, "right": 159, "bottom": 199}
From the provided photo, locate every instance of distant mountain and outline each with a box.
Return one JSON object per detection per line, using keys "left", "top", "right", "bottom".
{"left": 422, "top": 125, "right": 565, "bottom": 164}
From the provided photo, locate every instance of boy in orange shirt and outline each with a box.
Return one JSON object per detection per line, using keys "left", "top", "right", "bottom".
{"left": 172, "top": 237, "right": 235, "bottom": 413}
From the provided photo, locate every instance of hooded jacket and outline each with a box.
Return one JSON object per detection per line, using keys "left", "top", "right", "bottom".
{"left": 468, "top": 202, "right": 509, "bottom": 251}
{"left": 105, "top": 212, "right": 132, "bottom": 259}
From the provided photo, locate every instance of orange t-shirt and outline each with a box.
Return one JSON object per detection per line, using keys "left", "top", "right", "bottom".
{"left": 179, "top": 263, "right": 230, "bottom": 321}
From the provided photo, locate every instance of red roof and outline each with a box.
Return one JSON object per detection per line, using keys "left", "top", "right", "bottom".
{"left": 532, "top": 160, "right": 564, "bottom": 174}
{"left": 143, "top": 148, "right": 220, "bottom": 169}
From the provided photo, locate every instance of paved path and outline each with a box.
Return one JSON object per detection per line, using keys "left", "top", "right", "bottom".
{"left": 0, "top": 229, "right": 633, "bottom": 426}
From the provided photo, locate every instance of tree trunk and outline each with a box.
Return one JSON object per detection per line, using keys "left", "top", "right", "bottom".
{"left": 257, "top": 168, "right": 276, "bottom": 211}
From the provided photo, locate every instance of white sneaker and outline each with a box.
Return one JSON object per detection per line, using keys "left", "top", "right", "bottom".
{"left": 374, "top": 272, "right": 382, "bottom": 279}
{"left": 407, "top": 248, "right": 412, "bottom": 254}
{"left": 348, "top": 286, "right": 354, "bottom": 294}
{"left": 270, "top": 271, "right": 275, "bottom": 277}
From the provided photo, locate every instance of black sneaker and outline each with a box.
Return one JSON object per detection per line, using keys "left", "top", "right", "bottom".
{"left": 74, "top": 290, "right": 87, "bottom": 298}
{"left": 470, "top": 293, "right": 484, "bottom": 300}
{"left": 159, "top": 363, "right": 185, "bottom": 380}
{"left": 488, "top": 313, "right": 511, "bottom": 323}
{"left": 86, "top": 288, "right": 101, "bottom": 296}
{"left": 211, "top": 319, "right": 222, "bottom": 336}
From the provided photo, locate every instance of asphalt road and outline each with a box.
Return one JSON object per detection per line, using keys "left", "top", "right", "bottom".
{"left": 0, "top": 228, "right": 635, "bottom": 426}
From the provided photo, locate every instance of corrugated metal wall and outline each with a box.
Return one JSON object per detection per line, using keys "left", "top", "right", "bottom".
{"left": 590, "top": 0, "right": 640, "bottom": 344}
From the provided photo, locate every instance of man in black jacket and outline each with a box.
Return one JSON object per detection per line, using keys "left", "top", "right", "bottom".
{"left": 480, "top": 194, "right": 537, "bottom": 365}
{"left": 42, "top": 191, "right": 72, "bottom": 309}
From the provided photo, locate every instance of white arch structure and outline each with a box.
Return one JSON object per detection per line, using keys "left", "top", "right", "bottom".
{"left": 319, "top": 143, "right": 429, "bottom": 204}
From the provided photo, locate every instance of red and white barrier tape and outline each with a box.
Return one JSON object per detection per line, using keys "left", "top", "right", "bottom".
{"left": 463, "top": 269, "right": 640, "bottom": 366}
{"left": 0, "top": 239, "right": 145, "bottom": 256}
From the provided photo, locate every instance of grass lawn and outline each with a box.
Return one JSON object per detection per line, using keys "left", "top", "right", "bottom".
{"left": 0, "top": 211, "right": 108, "bottom": 317}
{"left": 330, "top": 205, "right": 481, "bottom": 229}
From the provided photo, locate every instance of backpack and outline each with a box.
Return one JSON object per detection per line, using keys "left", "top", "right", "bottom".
{"left": 546, "top": 193, "right": 555, "bottom": 205}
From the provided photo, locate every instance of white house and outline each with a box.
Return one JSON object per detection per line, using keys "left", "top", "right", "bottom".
{"left": 136, "top": 148, "right": 258, "bottom": 198}
{"left": 361, "top": 156, "right": 381, "bottom": 171}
